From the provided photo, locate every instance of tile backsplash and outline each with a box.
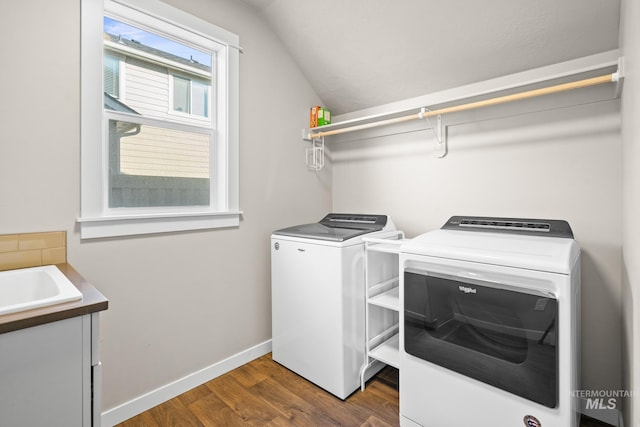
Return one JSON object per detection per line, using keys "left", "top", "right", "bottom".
{"left": 0, "top": 232, "right": 66, "bottom": 271}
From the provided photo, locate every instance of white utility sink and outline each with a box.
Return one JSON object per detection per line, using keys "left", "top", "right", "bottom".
{"left": 0, "top": 265, "right": 83, "bottom": 316}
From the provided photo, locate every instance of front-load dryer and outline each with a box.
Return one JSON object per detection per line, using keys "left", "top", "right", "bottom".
{"left": 271, "top": 213, "right": 395, "bottom": 399}
{"left": 399, "top": 216, "right": 581, "bottom": 427}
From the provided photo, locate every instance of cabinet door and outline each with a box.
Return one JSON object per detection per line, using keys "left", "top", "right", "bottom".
{"left": 0, "top": 317, "right": 85, "bottom": 427}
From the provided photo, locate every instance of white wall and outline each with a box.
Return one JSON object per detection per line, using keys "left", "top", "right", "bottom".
{"left": 620, "top": 0, "right": 640, "bottom": 424}
{"left": 0, "top": 0, "right": 330, "bottom": 415}
{"left": 331, "top": 80, "right": 623, "bottom": 393}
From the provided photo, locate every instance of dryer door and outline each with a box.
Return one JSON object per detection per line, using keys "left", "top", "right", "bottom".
{"left": 404, "top": 267, "right": 558, "bottom": 408}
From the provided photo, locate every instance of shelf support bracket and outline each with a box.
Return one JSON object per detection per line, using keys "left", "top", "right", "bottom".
{"left": 419, "top": 108, "right": 447, "bottom": 158}
{"left": 302, "top": 128, "right": 312, "bottom": 142}
{"left": 614, "top": 56, "right": 625, "bottom": 98}
{"left": 435, "top": 114, "right": 447, "bottom": 158}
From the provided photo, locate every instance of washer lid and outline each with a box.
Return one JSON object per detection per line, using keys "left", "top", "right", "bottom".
{"left": 273, "top": 213, "right": 388, "bottom": 242}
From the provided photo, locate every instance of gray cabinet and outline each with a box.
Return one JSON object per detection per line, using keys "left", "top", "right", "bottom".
{"left": 0, "top": 314, "right": 101, "bottom": 427}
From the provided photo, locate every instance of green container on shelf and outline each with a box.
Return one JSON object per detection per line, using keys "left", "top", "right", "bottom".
{"left": 317, "top": 107, "right": 331, "bottom": 126}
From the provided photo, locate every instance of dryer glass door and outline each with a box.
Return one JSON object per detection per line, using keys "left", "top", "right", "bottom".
{"left": 404, "top": 270, "right": 558, "bottom": 408}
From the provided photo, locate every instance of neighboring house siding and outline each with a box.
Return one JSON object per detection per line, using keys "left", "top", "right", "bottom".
{"left": 124, "top": 57, "right": 169, "bottom": 119}
{"left": 121, "top": 56, "right": 211, "bottom": 127}
{"left": 119, "top": 124, "right": 209, "bottom": 179}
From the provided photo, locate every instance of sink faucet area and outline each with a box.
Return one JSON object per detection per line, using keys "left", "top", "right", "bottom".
{"left": 0, "top": 265, "right": 83, "bottom": 316}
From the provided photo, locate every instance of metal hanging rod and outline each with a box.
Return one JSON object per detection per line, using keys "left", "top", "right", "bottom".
{"left": 307, "top": 73, "right": 620, "bottom": 140}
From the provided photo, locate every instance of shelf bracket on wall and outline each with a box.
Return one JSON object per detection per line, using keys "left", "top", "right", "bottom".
{"left": 419, "top": 108, "right": 447, "bottom": 158}
{"left": 614, "top": 56, "right": 625, "bottom": 98}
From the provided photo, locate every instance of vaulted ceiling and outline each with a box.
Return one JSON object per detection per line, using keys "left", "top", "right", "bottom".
{"left": 242, "top": 0, "right": 621, "bottom": 115}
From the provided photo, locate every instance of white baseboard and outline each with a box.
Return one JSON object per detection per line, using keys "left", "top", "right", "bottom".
{"left": 101, "top": 339, "right": 272, "bottom": 427}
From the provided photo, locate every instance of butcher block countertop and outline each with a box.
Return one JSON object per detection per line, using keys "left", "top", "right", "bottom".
{"left": 0, "top": 263, "right": 108, "bottom": 334}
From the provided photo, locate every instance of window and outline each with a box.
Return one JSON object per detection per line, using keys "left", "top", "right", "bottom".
{"left": 172, "top": 75, "right": 209, "bottom": 117}
{"left": 80, "top": 0, "right": 240, "bottom": 238}
{"left": 173, "top": 75, "right": 191, "bottom": 114}
{"left": 103, "top": 53, "right": 120, "bottom": 98}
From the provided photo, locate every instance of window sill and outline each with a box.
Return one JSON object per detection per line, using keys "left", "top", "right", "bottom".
{"left": 77, "top": 211, "right": 242, "bottom": 239}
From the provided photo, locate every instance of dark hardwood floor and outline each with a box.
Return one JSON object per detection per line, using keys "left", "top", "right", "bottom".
{"left": 116, "top": 353, "right": 612, "bottom": 426}
{"left": 116, "top": 354, "right": 399, "bottom": 427}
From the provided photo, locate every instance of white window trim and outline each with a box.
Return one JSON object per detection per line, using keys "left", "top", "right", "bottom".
{"left": 80, "top": 0, "right": 240, "bottom": 239}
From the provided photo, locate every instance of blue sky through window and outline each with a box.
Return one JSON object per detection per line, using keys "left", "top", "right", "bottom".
{"left": 104, "top": 17, "right": 211, "bottom": 66}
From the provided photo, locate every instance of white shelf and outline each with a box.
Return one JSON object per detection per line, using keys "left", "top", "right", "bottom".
{"left": 360, "top": 231, "right": 404, "bottom": 391}
{"left": 370, "top": 277, "right": 398, "bottom": 294}
{"left": 363, "top": 236, "right": 407, "bottom": 254}
{"left": 369, "top": 334, "right": 400, "bottom": 368}
{"left": 366, "top": 242, "right": 405, "bottom": 254}
{"left": 369, "top": 286, "right": 399, "bottom": 311}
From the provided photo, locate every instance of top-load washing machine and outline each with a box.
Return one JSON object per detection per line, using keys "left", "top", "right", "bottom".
{"left": 399, "top": 216, "right": 581, "bottom": 427}
{"left": 271, "top": 213, "right": 395, "bottom": 399}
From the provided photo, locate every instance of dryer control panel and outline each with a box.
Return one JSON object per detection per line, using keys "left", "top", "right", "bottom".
{"left": 441, "top": 215, "right": 574, "bottom": 238}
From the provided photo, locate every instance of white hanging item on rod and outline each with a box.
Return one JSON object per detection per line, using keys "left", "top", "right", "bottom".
{"left": 306, "top": 136, "right": 325, "bottom": 171}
